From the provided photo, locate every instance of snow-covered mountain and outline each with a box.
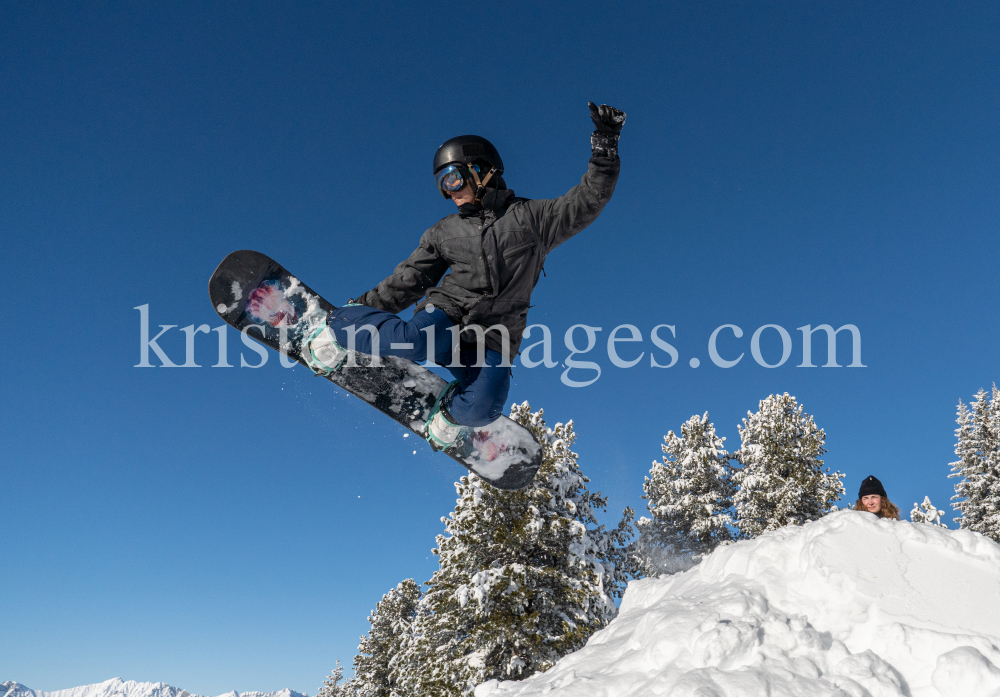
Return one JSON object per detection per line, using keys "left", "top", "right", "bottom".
{"left": 478, "top": 510, "right": 1000, "bottom": 697}
{"left": 0, "top": 679, "right": 307, "bottom": 697}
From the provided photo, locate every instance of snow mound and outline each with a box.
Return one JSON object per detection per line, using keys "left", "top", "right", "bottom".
{"left": 477, "top": 511, "right": 1000, "bottom": 697}
{"left": 0, "top": 679, "right": 306, "bottom": 697}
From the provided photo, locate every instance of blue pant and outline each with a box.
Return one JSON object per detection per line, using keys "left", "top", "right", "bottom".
{"left": 326, "top": 305, "right": 511, "bottom": 427}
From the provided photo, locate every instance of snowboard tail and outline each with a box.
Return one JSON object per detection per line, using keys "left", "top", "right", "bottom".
{"left": 209, "top": 250, "right": 542, "bottom": 490}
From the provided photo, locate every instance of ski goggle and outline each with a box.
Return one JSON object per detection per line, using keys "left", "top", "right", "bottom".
{"left": 435, "top": 163, "right": 481, "bottom": 196}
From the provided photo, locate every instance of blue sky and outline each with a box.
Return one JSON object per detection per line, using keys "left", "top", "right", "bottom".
{"left": 2, "top": 1, "right": 998, "bottom": 693}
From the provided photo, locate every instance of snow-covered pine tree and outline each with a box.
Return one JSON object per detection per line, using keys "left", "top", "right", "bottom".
{"left": 636, "top": 412, "right": 734, "bottom": 575}
{"left": 949, "top": 386, "right": 1000, "bottom": 542}
{"left": 348, "top": 579, "right": 421, "bottom": 697}
{"left": 393, "top": 403, "right": 634, "bottom": 697}
{"left": 732, "top": 393, "right": 844, "bottom": 539}
{"left": 317, "top": 661, "right": 352, "bottom": 697}
{"left": 910, "top": 496, "right": 946, "bottom": 527}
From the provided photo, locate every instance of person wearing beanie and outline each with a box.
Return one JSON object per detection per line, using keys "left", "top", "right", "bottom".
{"left": 853, "top": 475, "right": 900, "bottom": 519}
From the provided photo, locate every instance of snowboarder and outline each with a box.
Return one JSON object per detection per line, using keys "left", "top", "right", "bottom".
{"left": 853, "top": 475, "right": 900, "bottom": 520}
{"left": 304, "top": 102, "right": 625, "bottom": 448}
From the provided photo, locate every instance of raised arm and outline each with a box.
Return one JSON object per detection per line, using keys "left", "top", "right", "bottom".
{"left": 526, "top": 102, "right": 626, "bottom": 253}
{"left": 353, "top": 228, "right": 449, "bottom": 313}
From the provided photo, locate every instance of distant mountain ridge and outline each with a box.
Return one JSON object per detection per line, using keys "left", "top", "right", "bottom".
{"left": 1, "top": 678, "right": 307, "bottom": 697}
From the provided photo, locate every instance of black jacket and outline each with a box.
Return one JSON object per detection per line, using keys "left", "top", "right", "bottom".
{"left": 355, "top": 149, "right": 620, "bottom": 356}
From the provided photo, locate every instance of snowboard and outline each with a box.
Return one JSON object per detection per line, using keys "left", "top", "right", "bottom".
{"left": 208, "top": 250, "right": 543, "bottom": 490}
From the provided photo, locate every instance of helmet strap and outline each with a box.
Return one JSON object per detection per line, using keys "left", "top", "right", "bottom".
{"left": 467, "top": 165, "right": 497, "bottom": 204}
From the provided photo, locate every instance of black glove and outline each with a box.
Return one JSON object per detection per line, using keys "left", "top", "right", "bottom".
{"left": 589, "top": 102, "right": 626, "bottom": 134}
{"left": 588, "top": 102, "right": 625, "bottom": 159}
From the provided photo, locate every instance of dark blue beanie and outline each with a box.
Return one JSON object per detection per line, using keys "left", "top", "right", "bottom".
{"left": 859, "top": 475, "right": 887, "bottom": 499}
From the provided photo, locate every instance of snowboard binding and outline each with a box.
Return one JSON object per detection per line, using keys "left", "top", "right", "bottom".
{"left": 304, "top": 324, "right": 348, "bottom": 377}
{"left": 424, "top": 380, "right": 464, "bottom": 451}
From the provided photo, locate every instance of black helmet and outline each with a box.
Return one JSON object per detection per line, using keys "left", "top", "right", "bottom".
{"left": 433, "top": 135, "right": 504, "bottom": 175}
{"left": 433, "top": 135, "right": 504, "bottom": 200}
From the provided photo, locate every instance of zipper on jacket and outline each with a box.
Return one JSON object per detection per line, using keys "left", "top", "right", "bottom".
{"left": 479, "top": 213, "right": 496, "bottom": 297}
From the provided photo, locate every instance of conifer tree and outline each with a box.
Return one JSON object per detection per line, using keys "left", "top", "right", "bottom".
{"left": 949, "top": 386, "right": 1000, "bottom": 541}
{"left": 317, "top": 661, "right": 352, "bottom": 697}
{"left": 349, "top": 579, "right": 421, "bottom": 697}
{"left": 393, "top": 403, "right": 634, "bottom": 697}
{"left": 636, "top": 412, "right": 734, "bottom": 575}
{"left": 732, "top": 393, "right": 844, "bottom": 539}
{"left": 910, "top": 496, "right": 946, "bottom": 527}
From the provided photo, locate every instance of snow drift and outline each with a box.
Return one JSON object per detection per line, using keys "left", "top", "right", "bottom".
{"left": 0, "top": 679, "right": 305, "bottom": 697}
{"left": 477, "top": 510, "right": 1000, "bottom": 697}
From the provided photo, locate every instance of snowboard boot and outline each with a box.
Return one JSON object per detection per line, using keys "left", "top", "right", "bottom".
{"left": 304, "top": 324, "right": 348, "bottom": 376}
{"left": 424, "top": 381, "right": 464, "bottom": 450}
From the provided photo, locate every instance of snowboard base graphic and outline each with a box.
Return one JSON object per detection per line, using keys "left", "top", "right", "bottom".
{"left": 208, "top": 250, "right": 542, "bottom": 490}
